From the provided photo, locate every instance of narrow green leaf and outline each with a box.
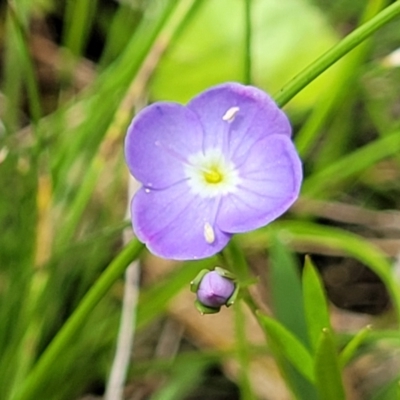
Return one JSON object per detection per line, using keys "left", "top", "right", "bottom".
{"left": 151, "top": 0, "right": 338, "bottom": 109}
{"left": 339, "top": 325, "right": 372, "bottom": 367}
{"left": 315, "top": 329, "right": 345, "bottom": 400}
{"left": 8, "top": 5, "right": 42, "bottom": 128}
{"left": 12, "top": 239, "right": 144, "bottom": 400}
{"left": 302, "top": 129, "right": 400, "bottom": 198}
{"left": 257, "top": 312, "right": 315, "bottom": 383}
{"left": 53, "top": 0, "right": 200, "bottom": 248}
{"left": 269, "top": 233, "right": 309, "bottom": 347}
{"left": 274, "top": 1, "right": 400, "bottom": 107}
{"left": 302, "top": 256, "right": 331, "bottom": 351}
{"left": 258, "top": 221, "right": 400, "bottom": 324}
{"left": 62, "top": 0, "right": 99, "bottom": 57}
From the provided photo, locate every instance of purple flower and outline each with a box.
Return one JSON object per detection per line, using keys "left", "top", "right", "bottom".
{"left": 125, "top": 82, "right": 302, "bottom": 260}
{"left": 196, "top": 271, "right": 235, "bottom": 309}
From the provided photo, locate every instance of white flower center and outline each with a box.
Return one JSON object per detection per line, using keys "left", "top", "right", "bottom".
{"left": 185, "top": 149, "right": 240, "bottom": 198}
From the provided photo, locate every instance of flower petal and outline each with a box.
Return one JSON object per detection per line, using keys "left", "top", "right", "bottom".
{"left": 125, "top": 102, "right": 204, "bottom": 189}
{"left": 131, "top": 183, "right": 231, "bottom": 260}
{"left": 187, "top": 82, "right": 291, "bottom": 159}
{"left": 217, "top": 134, "right": 302, "bottom": 232}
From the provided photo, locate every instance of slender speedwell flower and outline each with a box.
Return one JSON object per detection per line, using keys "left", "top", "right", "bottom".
{"left": 125, "top": 82, "right": 302, "bottom": 260}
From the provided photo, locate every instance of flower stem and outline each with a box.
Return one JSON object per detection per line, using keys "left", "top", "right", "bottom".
{"left": 274, "top": 1, "right": 400, "bottom": 107}
{"left": 104, "top": 261, "right": 140, "bottom": 400}
{"left": 12, "top": 238, "right": 144, "bottom": 400}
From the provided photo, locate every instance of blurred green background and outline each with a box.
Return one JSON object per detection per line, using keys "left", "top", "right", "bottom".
{"left": 1, "top": 0, "right": 400, "bottom": 399}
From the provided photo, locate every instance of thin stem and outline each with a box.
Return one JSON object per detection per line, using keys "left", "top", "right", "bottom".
{"left": 274, "top": 1, "right": 400, "bottom": 107}
{"left": 244, "top": 0, "right": 252, "bottom": 85}
{"left": 105, "top": 176, "right": 141, "bottom": 400}
{"left": 104, "top": 261, "right": 140, "bottom": 400}
{"left": 12, "top": 239, "right": 144, "bottom": 400}
{"left": 234, "top": 301, "right": 256, "bottom": 400}
{"left": 242, "top": 289, "right": 259, "bottom": 317}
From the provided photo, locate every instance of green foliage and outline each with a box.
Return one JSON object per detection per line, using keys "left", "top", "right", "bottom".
{"left": 257, "top": 312, "right": 315, "bottom": 383}
{"left": 269, "top": 234, "right": 309, "bottom": 347}
{"left": 302, "top": 256, "right": 331, "bottom": 351}
{"left": 151, "top": 0, "right": 338, "bottom": 109}
{"left": 259, "top": 247, "right": 343, "bottom": 399}
{"left": 2, "top": 0, "right": 400, "bottom": 399}
{"left": 339, "top": 325, "right": 372, "bottom": 367}
{"left": 314, "top": 329, "right": 346, "bottom": 400}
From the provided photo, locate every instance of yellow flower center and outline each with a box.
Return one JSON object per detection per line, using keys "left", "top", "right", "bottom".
{"left": 185, "top": 149, "right": 240, "bottom": 198}
{"left": 203, "top": 165, "right": 223, "bottom": 184}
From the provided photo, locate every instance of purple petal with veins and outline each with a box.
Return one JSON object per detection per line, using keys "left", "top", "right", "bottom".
{"left": 125, "top": 82, "right": 302, "bottom": 260}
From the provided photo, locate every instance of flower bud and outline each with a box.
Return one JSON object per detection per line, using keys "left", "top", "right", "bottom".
{"left": 196, "top": 270, "right": 235, "bottom": 308}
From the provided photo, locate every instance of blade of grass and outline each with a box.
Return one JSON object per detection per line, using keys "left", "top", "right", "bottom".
{"left": 7, "top": 4, "right": 42, "bottom": 129}
{"left": 295, "top": 0, "right": 388, "bottom": 158}
{"left": 11, "top": 239, "right": 143, "bottom": 400}
{"left": 274, "top": 1, "right": 400, "bottom": 107}
{"left": 314, "top": 329, "right": 346, "bottom": 400}
{"left": 62, "top": 0, "right": 99, "bottom": 57}
{"left": 302, "top": 129, "right": 400, "bottom": 198}
{"left": 54, "top": 0, "right": 204, "bottom": 248}
{"left": 268, "top": 233, "right": 309, "bottom": 347}
{"left": 239, "top": 221, "right": 400, "bottom": 324}
{"left": 339, "top": 325, "right": 372, "bottom": 367}
{"left": 99, "top": 3, "right": 142, "bottom": 68}
{"left": 256, "top": 312, "right": 315, "bottom": 384}
{"left": 2, "top": 4, "right": 28, "bottom": 132}
{"left": 51, "top": 0, "right": 179, "bottom": 192}
{"left": 267, "top": 235, "right": 318, "bottom": 400}
{"left": 302, "top": 256, "right": 331, "bottom": 352}
{"left": 278, "top": 221, "right": 400, "bottom": 324}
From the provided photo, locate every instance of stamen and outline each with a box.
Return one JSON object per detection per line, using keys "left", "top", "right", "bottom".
{"left": 222, "top": 107, "right": 240, "bottom": 123}
{"left": 203, "top": 167, "right": 223, "bottom": 184}
{"left": 204, "top": 222, "right": 215, "bottom": 244}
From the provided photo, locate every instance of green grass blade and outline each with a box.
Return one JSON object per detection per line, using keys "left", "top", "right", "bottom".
{"left": 339, "top": 325, "right": 372, "bottom": 367}
{"left": 314, "top": 329, "right": 346, "bottom": 400}
{"left": 240, "top": 221, "right": 400, "bottom": 324}
{"left": 257, "top": 312, "right": 315, "bottom": 383}
{"left": 302, "top": 256, "right": 331, "bottom": 352}
{"left": 269, "top": 233, "right": 309, "bottom": 347}
{"left": 295, "top": 0, "right": 388, "bottom": 158}
{"left": 52, "top": 0, "right": 202, "bottom": 249}
{"left": 62, "top": 0, "right": 99, "bottom": 57}
{"left": 276, "top": 221, "right": 400, "bottom": 324}
{"left": 11, "top": 239, "right": 143, "bottom": 400}
{"left": 7, "top": 5, "right": 42, "bottom": 129}
{"left": 274, "top": 1, "right": 400, "bottom": 107}
{"left": 302, "top": 129, "right": 400, "bottom": 198}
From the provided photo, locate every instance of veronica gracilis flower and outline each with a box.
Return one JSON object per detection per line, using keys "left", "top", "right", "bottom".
{"left": 125, "top": 83, "right": 302, "bottom": 260}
